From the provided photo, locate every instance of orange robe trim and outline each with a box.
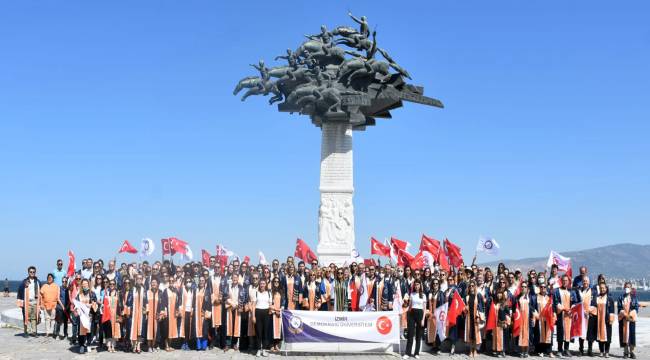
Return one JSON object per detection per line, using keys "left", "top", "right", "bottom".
{"left": 272, "top": 292, "right": 282, "bottom": 339}
{"left": 287, "top": 278, "right": 295, "bottom": 310}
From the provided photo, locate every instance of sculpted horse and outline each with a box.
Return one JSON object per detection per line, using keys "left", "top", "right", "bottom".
{"left": 233, "top": 77, "right": 283, "bottom": 104}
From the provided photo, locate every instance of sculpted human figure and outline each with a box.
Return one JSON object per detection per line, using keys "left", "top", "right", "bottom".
{"left": 249, "top": 59, "right": 269, "bottom": 81}
{"left": 378, "top": 48, "right": 411, "bottom": 79}
{"left": 347, "top": 12, "right": 369, "bottom": 39}
{"left": 305, "top": 25, "right": 333, "bottom": 45}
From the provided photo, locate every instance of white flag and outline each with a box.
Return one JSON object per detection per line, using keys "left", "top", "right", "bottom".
{"left": 181, "top": 245, "right": 193, "bottom": 262}
{"left": 258, "top": 251, "right": 268, "bottom": 265}
{"left": 434, "top": 302, "right": 448, "bottom": 342}
{"left": 73, "top": 299, "right": 91, "bottom": 331}
{"left": 350, "top": 248, "right": 363, "bottom": 264}
{"left": 140, "top": 238, "right": 155, "bottom": 258}
{"left": 546, "top": 250, "right": 571, "bottom": 271}
{"left": 476, "top": 236, "right": 500, "bottom": 256}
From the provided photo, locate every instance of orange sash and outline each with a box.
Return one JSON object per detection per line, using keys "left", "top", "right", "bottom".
{"left": 226, "top": 286, "right": 241, "bottom": 337}
{"left": 538, "top": 295, "right": 552, "bottom": 344}
{"left": 130, "top": 288, "right": 145, "bottom": 341}
{"left": 427, "top": 293, "right": 437, "bottom": 343}
{"left": 287, "top": 278, "right": 295, "bottom": 310}
{"left": 559, "top": 289, "right": 572, "bottom": 342}
{"left": 108, "top": 291, "right": 120, "bottom": 338}
{"left": 272, "top": 292, "right": 282, "bottom": 339}
{"left": 166, "top": 289, "right": 178, "bottom": 339}
{"left": 596, "top": 295, "right": 607, "bottom": 342}
{"left": 194, "top": 288, "right": 205, "bottom": 337}
{"left": 211, "top": 277, "right": 222, "bottom": 327}
{"left": 464, "top": 295, "right": 482, "bottom": 345}
{"left": 146, "top": 290, "right": 159, "bottom": 341}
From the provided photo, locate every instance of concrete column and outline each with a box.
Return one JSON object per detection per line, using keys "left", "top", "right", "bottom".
{"left": 317, "top": 122, "right": 355, "bottom": 265}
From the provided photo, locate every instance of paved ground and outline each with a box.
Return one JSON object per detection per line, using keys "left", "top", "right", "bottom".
{"left": 1, "top": 295, "right": 648, "bottom": 360}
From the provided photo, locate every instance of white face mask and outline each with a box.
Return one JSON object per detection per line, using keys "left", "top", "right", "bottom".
{"left": 625, "top": 288, "right": 631, "bottom": 294}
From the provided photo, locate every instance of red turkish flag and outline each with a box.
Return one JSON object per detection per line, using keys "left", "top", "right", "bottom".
{"left": 370, "top": 237, "right": 391, "bottom": 257}
{"left": 411, "top": 250, "right": 426, "bottom": 270}
{"left": 512, "top": 307, "right": 522, "bottom": 336}
{"left": 101, "top": 294, "right": 111, "bottom": 323}
{"left": 396, "top": 247, "right": 414, "bottom": 267}
{"left": 513, "top": 278, "right": 524, "bottom": 298}
{"left": 390, "top": 237, "right": 408, "bottom": 251}
{"left": 201, "top": 249, "right": 211, "bottom": 267}
{"left": 243, "top": 255, "right": 250, "bottom": 264}
{"left": 161, "top": 238, "right": 171, "bottom": 255}
{"left": 447, "top": 290, "right": 465, "bottom": 327}
{"left": 543, "top": 292, "right": 555, "bottom": 327}
{"left": 66, "top": 250, "right": 76, "bottom": 277}
{"left": 170, "top": 237, "right": 188, "bottom": 255}
{"left": 444, "top": 238, "right": 463, "bottom": 268}
{"left": 118, "top": 240, "right": 138, "bottom": 254}
{"left": 437, "top": 248, "right": 450, "bottom": 272}
{"left": 486, "top": 302, "right": 497, "bottom": 331}
{"left": 363, "top": 258, "right": 377, "bottom": 267}
{"left": 294, "top": 238, "right": 317, "bottom": 263}
{"left": 570, "top": 303, "right": 584, "bottom": 339}
{"left": 420, "top": 234, "right": 441, "bottom": 256}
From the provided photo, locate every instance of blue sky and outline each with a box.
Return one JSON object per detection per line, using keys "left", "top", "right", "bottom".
{"left": 1, "top": 1, "right": 649, "bottom": 279}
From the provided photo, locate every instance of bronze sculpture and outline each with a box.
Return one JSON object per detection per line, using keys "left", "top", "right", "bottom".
{"left": 233, "top": 14, "right": 443, "bottom": 130}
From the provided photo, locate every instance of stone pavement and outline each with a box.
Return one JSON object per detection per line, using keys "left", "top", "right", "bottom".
{"left": 1, "top": 295, "right": 648, "bottom": 360}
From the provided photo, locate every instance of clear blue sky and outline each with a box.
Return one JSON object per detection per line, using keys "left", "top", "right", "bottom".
{"left": 1, "top": 1, "right": 649, "bottom": 279}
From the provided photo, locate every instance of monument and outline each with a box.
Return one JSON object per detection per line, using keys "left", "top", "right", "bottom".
{"left": 234, "top": 13, "right": 443, "bottom": 265}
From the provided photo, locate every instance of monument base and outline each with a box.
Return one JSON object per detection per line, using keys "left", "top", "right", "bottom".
{"left": 316, "top": 246, "right": 354, "bottom": 267}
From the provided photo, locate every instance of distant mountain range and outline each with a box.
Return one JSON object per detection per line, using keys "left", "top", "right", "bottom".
{"left": 480, "top": 243, "right": 650, "bottom": 280}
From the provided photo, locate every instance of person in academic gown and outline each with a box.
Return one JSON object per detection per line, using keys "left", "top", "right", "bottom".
{"left": 281, "top": 266, "right": 302, "bottom": 310}
{"left": 426, "top": 278, "right": 446, "bottom": 354}
{"left": 617, "top": 281, "right": 639, "bottom": 359}
{"left": 590, "top": 282, "right": 615, "bottom": 357}
{"left": 514, "top": 282, "right": 536, "bottom": 358}
{"left": 463, "top": 280, "right": 485, "bottom": 358}
{"left": 126, "top": 274, "right": 147, "bottom": 353}
{"left": 553, "top": 275, "right": 581, "bottom": 357}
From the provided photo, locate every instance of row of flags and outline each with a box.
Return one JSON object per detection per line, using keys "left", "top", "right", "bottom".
{"left": 368, "top": 235, "right": 495, "bottom": 271}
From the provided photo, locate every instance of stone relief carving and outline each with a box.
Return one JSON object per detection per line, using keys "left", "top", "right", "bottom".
{"left": 318, "top": 193, "right": 354, "bottom": 248}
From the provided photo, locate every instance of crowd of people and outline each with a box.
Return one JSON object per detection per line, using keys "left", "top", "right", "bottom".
{"left": 15, "top": 255, "right": 640, "bottom": 358}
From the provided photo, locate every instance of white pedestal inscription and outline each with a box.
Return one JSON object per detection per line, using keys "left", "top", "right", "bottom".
{"left": 317, "top": 122, "right": 355, "bottom": 265}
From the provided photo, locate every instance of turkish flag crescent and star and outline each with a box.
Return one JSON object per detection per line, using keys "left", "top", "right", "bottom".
{"left": 66, "top": 250, "right": 76, "bottom": 277}
{"left": 170, "top": 237, "right": 188, "bottom": 255}
{"left": 447, "top": 290, "right": 465, "bottom": 327}
{"left": 118, "top": 240, "right": 138, "bottom": 254}
{"left": 294, "top": 238, "right": 317, "bottom": 263}
{"left": 543, "top": 292, "right": 556, "bottom": 327}
{"left": 444, "top": 238, "right": 463, "bottom": 268}
{"left": 161, "top": 238, "right": 171, "bottom": 255}
{"left": 370, "top": 237, "right": 391, "bottom": 257}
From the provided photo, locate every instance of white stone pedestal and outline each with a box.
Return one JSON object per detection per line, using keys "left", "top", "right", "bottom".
{"left": 317, "top": 122, "right": 355, "bottom": 266}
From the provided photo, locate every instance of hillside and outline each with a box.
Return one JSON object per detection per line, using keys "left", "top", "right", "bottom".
{"left": 480, "top": 243, "right": 650, "bottom": 280}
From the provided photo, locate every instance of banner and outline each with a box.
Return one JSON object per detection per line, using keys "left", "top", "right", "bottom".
{"left": 282, "top": 310, "right": 399, "bottom": 346}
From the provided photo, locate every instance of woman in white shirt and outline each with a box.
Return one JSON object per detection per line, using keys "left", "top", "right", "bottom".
{"left": 251, "top": 278, "right": 271, "bottom": 357}
{"left": 404, "top": 279, "right": 425, "bottom": 359}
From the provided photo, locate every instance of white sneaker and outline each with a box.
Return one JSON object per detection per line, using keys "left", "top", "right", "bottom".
{"left": 256, "top": 350, "right": 262, "bottom": 357}
{"left": 414, "top": 356, "right": 420, "bottom": 359}
{"left": 262, "top": 350, "right": 269, "bottom": 357}
{"left": 402, "top": 355, "right": 409, "bottom": 359}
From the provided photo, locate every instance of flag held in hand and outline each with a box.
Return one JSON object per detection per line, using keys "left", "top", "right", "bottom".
{"left": 294, "top": 238, "right": 318, "bottom": 263}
